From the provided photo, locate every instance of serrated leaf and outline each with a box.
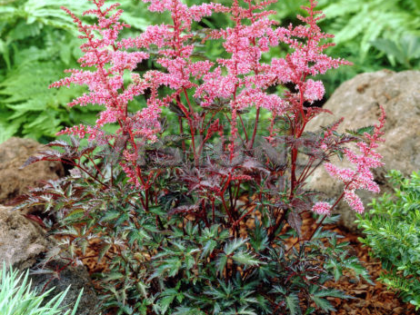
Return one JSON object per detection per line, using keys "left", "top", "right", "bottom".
{"left": 356, "top": 125, "right": 375, "bottom": 136}
{"left": 103, "top": 272, "right": 124, "bottom": 282}
{"left": 311, "top": 227, "right": 337, "bottom": 240}
{"left": 285, "top": 294, "right": 300, "bottom": 315}
{"left": 312, "top": 288, "right": 350, "bottom": 299}
{"left": 200, "top": 240, "right": 217, "bottom": 258}
{"left": 250, "top": 218, "right": 269, "bottom": 251}
{"left": 325, "top": 259, "right": 342, "bottom": 282}
{"left": 115, "top": 213, "right": 130, "bottom": 226}
{"left": 232, "top": 251, "right": 260, "bottom": 267}
{"left": 159, "top": 295, "right": 175, "bottom": 314}
{"left": 311, "top": 296, "right": 336, "bottom": 312}
{"left": 100, "top": 211, "right": 120, "bottom": 223}
{"left": 288, "top": 211, "right": 302, "bottom": 237}
{"left": 217, "top": 255, "right": 228, "bottom": 275}
{"left": 149, "top": 206, "right": 166, "bottom": 216}
{"left": 269, "top": 285, "right": 286, "bottom": 295}
{"left": 224, "top": 238, "right": 247, "bottom": 255}
{"left": 64, "top": 209, "right": 85, "bottom": 222}
{"left": 173, "top": 307, "right": 206, "bottom": 315}
{"left": 98, "top": 243, "right": 112, "bottom": 263}
{"left": 235, "top": 306, "right": 258, "bottom": 315}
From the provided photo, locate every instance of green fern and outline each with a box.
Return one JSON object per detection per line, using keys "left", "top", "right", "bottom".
{"left": 321, "top": 0, "right": 420, "bottom": 59}
{"left": 0, "top": 0, "right": 150, "bottom": 143}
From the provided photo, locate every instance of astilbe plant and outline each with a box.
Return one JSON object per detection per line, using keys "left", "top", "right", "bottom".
{"left": 18, "top": 0, "right": 387, "bottom": 314}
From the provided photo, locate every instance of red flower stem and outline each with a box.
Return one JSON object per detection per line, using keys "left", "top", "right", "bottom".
{"left": 297, "top": 156, "right": 315, "bottom": 184}
{"left": 183, "top": 88, "right": 194, "bottom": 115}
{"left": 285, "top": 184, "right": 349, "bottom": 253}
{"left": 238, "top": 112, "right": 249, "bottom": 142}
{"left": 232, "top": 205, "right": 255, "bottom": 228}
{"left": 179, "top": 116, "right": 186, "bottom": 152}
{"left": 221, "top": 194, "right": 234, "bottom": 224}
{"left": 248, "top": 107, "right": 260, "bottom": 150}
{"left": 211, "top": 198, "right": 216, "bottom": 224}
{"left": 176, "top": 96, "right": 198, "bottom": 165}
{"left": 76, "top": 162, "right": 109, "bottom": 189}
{"left": 86, "top": 155, "right": 104, "bottom": 178}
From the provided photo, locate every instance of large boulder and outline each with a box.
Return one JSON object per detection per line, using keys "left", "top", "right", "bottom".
{"left": 0, "top": 137, "right": 64, "bottom": 207}
{"left": 307, "top": 70, "right": 420, "bottom": 232}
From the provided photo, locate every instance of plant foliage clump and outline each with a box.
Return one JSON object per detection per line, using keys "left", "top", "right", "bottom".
{"left": 358, "top": 170, "right": 420, "bottom": 310}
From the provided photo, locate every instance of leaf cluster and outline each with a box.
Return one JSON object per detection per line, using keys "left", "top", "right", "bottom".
{"left": 318, "top": 0, "right": 420, "bottom": 96}
{"left": 321, "top": 0, "right": 420, "bottom": 58}
{"left": 265, "top": 0, "right": 420, "bottom": 98}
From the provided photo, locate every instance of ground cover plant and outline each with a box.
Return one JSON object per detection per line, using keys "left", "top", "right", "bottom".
{"left": 18, "top": 0, "right": 387, "bottom": 313}
{"left": 0, "top": 263, "right": 82, "bottom": 315}
{"left": 358, "top": 170, "right": 420, "bottom": 311}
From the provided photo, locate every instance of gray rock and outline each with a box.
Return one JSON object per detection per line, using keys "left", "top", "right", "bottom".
{"left": 0, "top": 137, "right": 64, "bottom": 209}
{"left": 306, "top": 70, "right": 420, "bottom": 232}
{"left": 0, "top": 205, "right": 49, "bottom": 270}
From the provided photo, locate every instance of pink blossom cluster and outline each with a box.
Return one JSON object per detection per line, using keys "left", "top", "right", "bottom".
{"left": 196, "top": 0, "right": 349, "bottom": 114}
{"left": 51, "top": 0, "right": 152, "bottom": 144}
{"left": 321, "top": 107, "right": 386, "bottom": 214}
{"left": 312, "top": 202, "right": 331, "bottom": 215}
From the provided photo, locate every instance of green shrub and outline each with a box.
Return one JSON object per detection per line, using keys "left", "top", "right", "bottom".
{"left": 357, "top": 170, "right": 420, "bottom": 310}
{"left": 0, "top": 262, "right": 82, "bottom": 315}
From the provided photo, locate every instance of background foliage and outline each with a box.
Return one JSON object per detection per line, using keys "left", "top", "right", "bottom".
{"left": 1, "top": 0, "right": 419, "bottom": 143}
{"left": 0, "top": 0, "right": 150, "bottom": 142}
